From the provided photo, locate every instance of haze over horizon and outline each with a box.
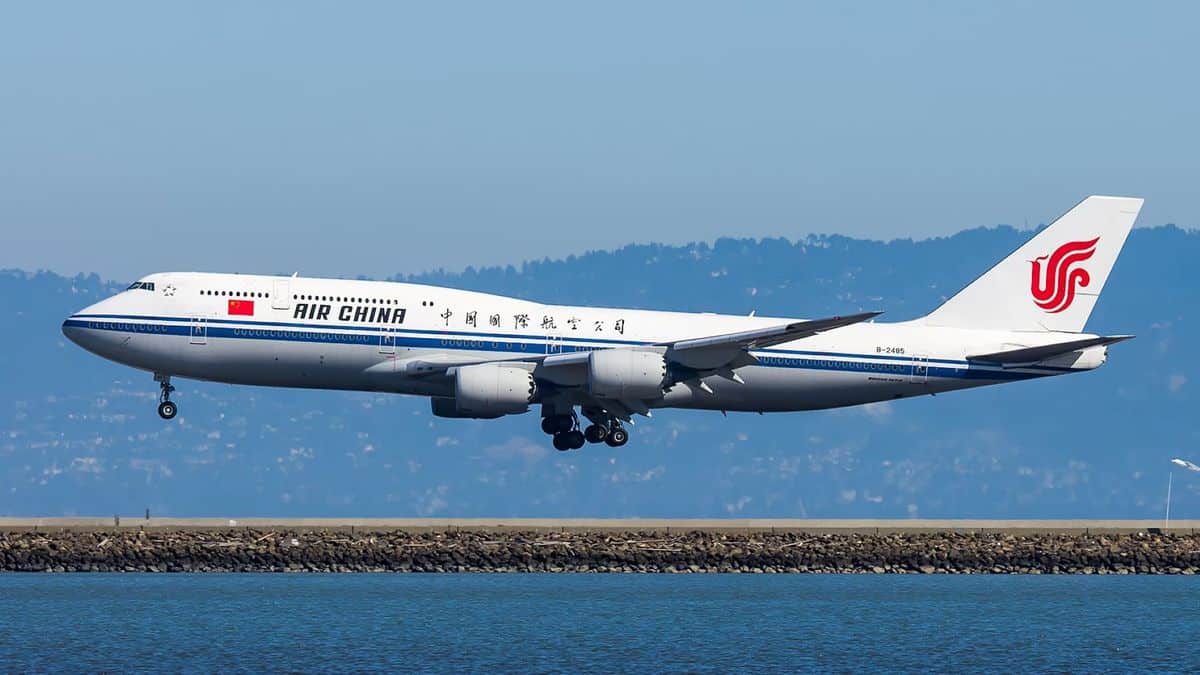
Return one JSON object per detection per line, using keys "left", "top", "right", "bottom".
{"left": 11, "top": 220, "right": 1196, "bottom": 285}
{"left": 2, "top": 2, "right": 1198, "bottom": 280}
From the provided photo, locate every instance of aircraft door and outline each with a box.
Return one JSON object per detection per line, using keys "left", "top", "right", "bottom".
{"left": 545, "top": 328, "right": 563, "bottom": 355}
{"left": 189, "top": 317, "right": 208, "bottom": 345}
{"left": 272, "top": 280, "right": 291, "bottom": 310}
{"left": 909, "top": 355, "right": 928, "bottom": 384}
{"left": 379, "top": 327, "right": 396, "bottom": 355}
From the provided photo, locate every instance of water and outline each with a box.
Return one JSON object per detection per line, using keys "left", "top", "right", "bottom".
{"left": 0, "top": 574, "right": 1197, "bottom": 673}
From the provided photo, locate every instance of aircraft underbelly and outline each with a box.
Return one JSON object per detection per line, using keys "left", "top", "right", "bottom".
{"left": 664, "top": 365, "right": 924, "bottom": 412}
{"left": 107, "top": 332, "right": 385, "bottom": 391}
{"left": 92, "top": 328, "right": 1015, "bottom": 413}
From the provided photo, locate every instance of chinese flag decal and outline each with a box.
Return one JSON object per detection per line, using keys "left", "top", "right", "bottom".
{"left": 228, "top": 299, "right": 255, "bottom": 316}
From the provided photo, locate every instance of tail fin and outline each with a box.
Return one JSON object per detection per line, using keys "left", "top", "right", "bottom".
{"left": 923, "top": 195, "right": 1143, "bottom": 332}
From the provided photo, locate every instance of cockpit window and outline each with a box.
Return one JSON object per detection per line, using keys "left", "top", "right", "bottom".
{"left": 127, "top": 281, "right": 156, "bottom": 291}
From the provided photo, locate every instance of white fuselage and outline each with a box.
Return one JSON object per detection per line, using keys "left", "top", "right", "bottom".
{"left": 62, "top": 272, "right": 1106, "bottom": 413}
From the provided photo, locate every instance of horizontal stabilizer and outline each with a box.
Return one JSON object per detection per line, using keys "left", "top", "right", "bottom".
{"left": 967, "top": 335, "right": 1134, "bottom": 364}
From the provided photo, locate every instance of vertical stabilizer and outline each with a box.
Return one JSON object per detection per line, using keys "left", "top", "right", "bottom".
{"left": 923, "top": 196, "right": 1142, "bottom": 333}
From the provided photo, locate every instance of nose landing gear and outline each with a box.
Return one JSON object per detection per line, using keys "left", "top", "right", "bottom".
{"left": 155, "top": 373, "right": 177, "bottom": 420}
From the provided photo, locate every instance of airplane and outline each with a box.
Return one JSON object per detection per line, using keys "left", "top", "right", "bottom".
{"left": 63, "top": 195, "right": 1141, "bottom": 451}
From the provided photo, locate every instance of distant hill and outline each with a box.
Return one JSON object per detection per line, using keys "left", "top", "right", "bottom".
{"left": 2, "top": 225, "right": 1197, "bottom": 518}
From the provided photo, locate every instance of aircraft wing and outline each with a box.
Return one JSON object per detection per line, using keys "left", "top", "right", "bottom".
{"left": 661, "top": 311, "right": 882, "bottom": 370}
{"left": 376, "top": 311, "right": 882, "bottom": 379}
{"left": 361, "top": 352, "right": 535, "bottom": 380}
{"left": 394, "top": 352, "right": 544, "bottom": 376}
{"left": 377, "top": 353, "right": 643, "bottom": 421}
{"left": 967, "top": 335, "right": 1133, "bottom": 364}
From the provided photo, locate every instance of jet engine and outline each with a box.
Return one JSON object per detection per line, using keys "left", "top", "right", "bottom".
{"left": 431, "top": 397, "right": 502, "bottom": 419}
{"left": 588, "top": 349, "right": 668, "bottom": 400}
{"left": 448, "top": 363, "right": 537, "bottom": 418}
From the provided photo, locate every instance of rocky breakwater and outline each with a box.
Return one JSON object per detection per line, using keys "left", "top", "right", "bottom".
{"left": 1, "top": 529, "right": 1198, "bottom": 573}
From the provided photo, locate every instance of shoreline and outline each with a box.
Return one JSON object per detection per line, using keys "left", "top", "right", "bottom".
{"left": 1, "top": 518, "right": 1197, "bottom": 534}
{"left": 2, "top": 525, "right": 1198, "bottom": 574}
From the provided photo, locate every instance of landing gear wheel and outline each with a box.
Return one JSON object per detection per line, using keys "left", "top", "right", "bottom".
{"left": 605, "top": 426, "right": 629, "bottom": 447}
{"left": 554, "top": 415, "right": 575, "bottom": 434}
{"left": 565, "top": 430, "right": 586, "bottom": 450}
{"left": 155, "top": 374, "right": 177, "bottom": 421}
{"left": 584, "top": 424, "right": 608, "bottom": 444}
{"left": 552, "top": 433, "right": 572, "bottom": 452}
{"left": 541, "top": 417, "right": 559, "bottom": 435}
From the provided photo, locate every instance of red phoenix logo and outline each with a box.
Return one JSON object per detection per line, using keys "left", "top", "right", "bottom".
{"left": 1029, "top": 237, "right": 1099, "bottom": 313}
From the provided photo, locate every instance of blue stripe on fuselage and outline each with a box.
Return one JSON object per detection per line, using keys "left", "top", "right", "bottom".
{"left": 62, "top": 314, "right": 1056, "bottom": 382}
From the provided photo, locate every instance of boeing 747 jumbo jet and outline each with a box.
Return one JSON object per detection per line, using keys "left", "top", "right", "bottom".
{"left": 64, "top": 196, "right": 1141, "bottom": 451}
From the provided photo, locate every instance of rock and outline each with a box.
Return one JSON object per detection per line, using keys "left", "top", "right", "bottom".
{"left": 0, "top": 529, "right": 1196, "bottom": 574}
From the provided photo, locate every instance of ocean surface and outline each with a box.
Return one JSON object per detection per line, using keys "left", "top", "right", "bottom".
{"left": 0, "top": 574, "right": 1197, "bottom": 673}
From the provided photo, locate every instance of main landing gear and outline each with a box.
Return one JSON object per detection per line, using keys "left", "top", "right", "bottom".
{"left": 541, "top": 412, "right": 628, "bottom": 451}
{"left": 155, "top": 373, "right": 178, "bottom": 420}
{"left": 542, "top": 414, "right": 583, "bottom": 451}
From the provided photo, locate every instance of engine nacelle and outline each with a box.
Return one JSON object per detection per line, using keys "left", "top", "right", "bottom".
{"left": 452, "top": 363, "right": 536, "bottom": 417}
{"left": 431, "top": 397, "right": 502, "bottom": 419}
{"left": 588, "top": 349, "right": 668, "bottom": 400}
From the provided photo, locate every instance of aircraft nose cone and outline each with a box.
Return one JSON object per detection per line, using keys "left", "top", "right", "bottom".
{"left": 63, "top": 315, "right": 79, "bottom": 341}
{"left": 63, "top": 300, "right": 108, "bottom": 352}
{"left": 62, "top": 314, "right": 89, "bottom": 349}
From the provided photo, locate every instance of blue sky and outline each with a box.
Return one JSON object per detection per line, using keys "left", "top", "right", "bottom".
{"left": 1, "top": 1, "right": 1196, "bottom": 280}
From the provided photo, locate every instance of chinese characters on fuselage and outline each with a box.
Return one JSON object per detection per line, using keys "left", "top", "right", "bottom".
{"left": 440, "top": 309, "right": 626, "bottom": 334}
